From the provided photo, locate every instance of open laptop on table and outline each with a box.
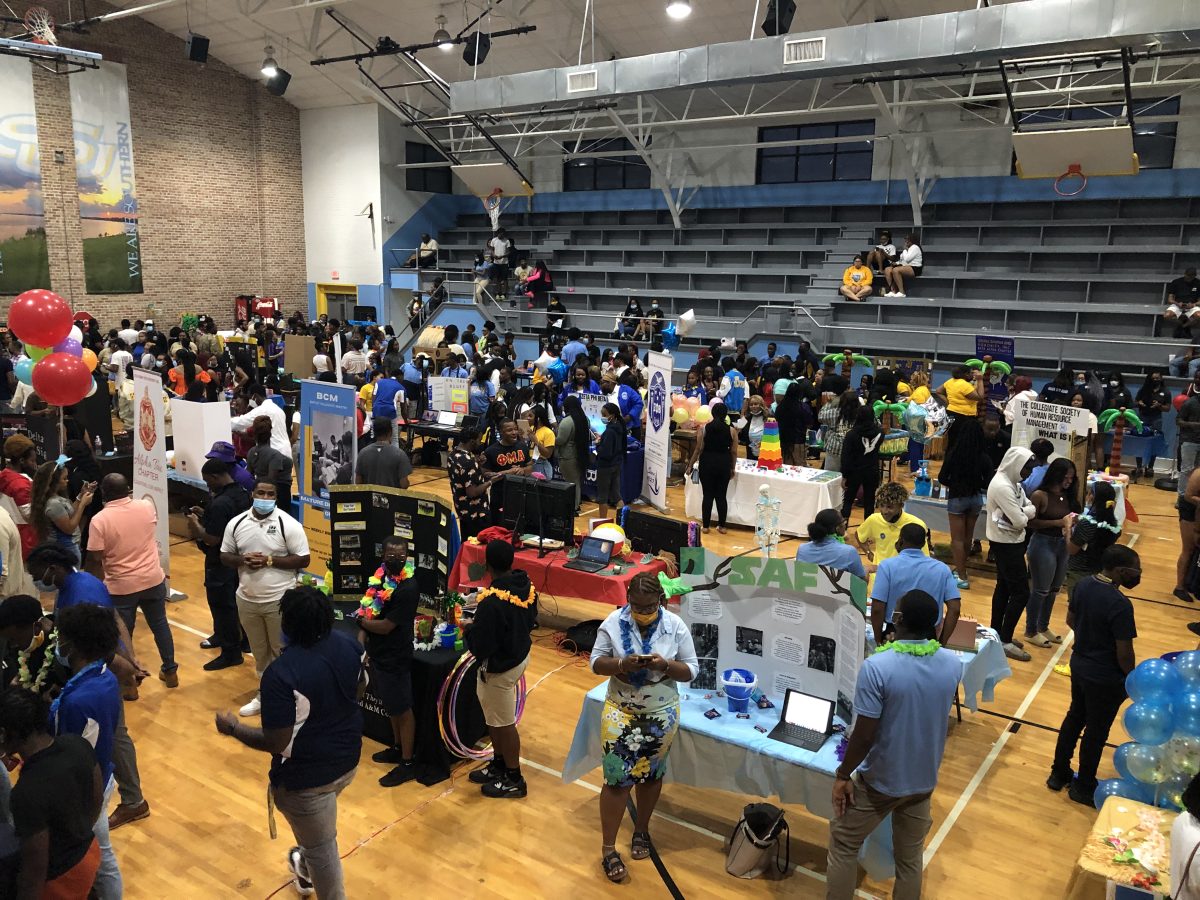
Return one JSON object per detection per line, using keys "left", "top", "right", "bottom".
{"left": 563, "top": 536, "right": 615, "bottom": 573}
{"left": 767, "top": 689, "right": 834, "bottom": 752}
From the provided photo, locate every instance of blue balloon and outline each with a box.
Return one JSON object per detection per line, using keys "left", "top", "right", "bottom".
{"left": 1158, "top": 772, "right": 1193, "bottom": 811}
{"left": 1094, "top": 777, "right": 1155, "bottom": 810}
{"left": 1126, "top": 659, "right": 1185, "bottom": 703}
{"left": 14, "top": 358, "right": 33, "bottom": 386}
{"left": 1124, "top": 700, "right": 1175, "bottom": 746}
{"left": 1113, "top": 741, "right": 1137, "bottom": 781}
{"left": 661, "top": 323, "right": 679, "bottom": 351}
{"left": 1175, "top": 693, "right": 1200, "bottom": 738}
{"left": 1176, "top": 651, "right": 1200, "bottom": 693}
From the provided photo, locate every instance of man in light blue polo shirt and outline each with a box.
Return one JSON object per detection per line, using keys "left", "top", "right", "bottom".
{"left": 826, "top": 590, "right": 962, "bottom": 900}
{"left": 870, "top": 523, "right": 960, "bottom": 646}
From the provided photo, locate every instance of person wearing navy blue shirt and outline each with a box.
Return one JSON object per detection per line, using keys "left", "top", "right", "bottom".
{"left": 869, "top": 524, "right": 960, "bottom": 646}
{"left": 372, "top": 369, "right": 405, "bottom": 422}
{"left": 560, "top": 328, "right": 589, "bottom": 370}
{"left": 795, "top": 509, "right": 866, "bottom": 579}
{"left": 826, "top": 590, "right": 962, "bottom": 900}
{"left": 216, "top": 586, "right": 364, "bottom": 899}
{"left": 53, "top": 603, "right": 124, "bottom": 899}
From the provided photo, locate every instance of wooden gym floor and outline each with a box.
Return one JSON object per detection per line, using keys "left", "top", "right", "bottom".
{"left": 113, "top": 463, "right": 1192, "bottom": 898}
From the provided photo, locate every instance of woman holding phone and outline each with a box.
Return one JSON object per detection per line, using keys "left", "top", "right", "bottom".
{"left": 590, "top": 572, "right": 698, "bottom": 883}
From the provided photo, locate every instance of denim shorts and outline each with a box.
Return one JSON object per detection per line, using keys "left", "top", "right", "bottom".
{"left": 946, "top": 494, "right": 984, "bottom": 516}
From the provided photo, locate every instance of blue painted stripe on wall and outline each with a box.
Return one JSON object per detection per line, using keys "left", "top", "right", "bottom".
{"left": 307, "top": 282, "right": 317, "bottom": 321}
{"left": 381, "top": 193, "right": 476, "bottom": 281}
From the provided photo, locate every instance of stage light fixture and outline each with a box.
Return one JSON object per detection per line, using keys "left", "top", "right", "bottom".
{"left": 266, "top": 67, "right": 291, "bottom": 97}
{"left": 434, "top": 15, "right": 453, "bottom": 51}
{"left": 261, "top": 46, "right": 278, "bottom": 78}
{"left": 761, "top": 0, "right": 795, "bottom": 36}
{"left": 462, "top": 31, "right": 491, "bottom": 66}
{"left": 666, "top": 0, "right": 692, "bottom": 20}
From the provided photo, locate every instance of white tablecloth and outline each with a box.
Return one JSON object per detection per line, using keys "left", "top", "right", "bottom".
{"left": 684, "top": 459, "right": 843, "bottom": 535}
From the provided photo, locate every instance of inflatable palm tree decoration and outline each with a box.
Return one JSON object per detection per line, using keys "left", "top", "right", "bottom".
{"left": 966, "top": 356, "right": 1012, "bottom": 421}
{"left": 822, "top": 349, "right": 872, "bottom": 382}
{"left": 1098, "top": 407, "right": 1142, "bottom": 477}
{"left": 872, "top": 400, "right": 906, "bottom": 432}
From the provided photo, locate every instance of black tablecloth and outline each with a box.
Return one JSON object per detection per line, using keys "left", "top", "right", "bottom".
{"left": 333, "top": 606, "right": 487, "bottom": 785}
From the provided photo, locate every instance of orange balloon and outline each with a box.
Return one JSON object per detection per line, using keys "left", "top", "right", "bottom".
{"left": 81, "top": 348, "right": 98, "bottom": 371}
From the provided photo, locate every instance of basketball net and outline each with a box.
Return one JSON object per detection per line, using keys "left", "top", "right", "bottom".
{"left": 24, "top": 6, "right": 57, "bottom": 45}
{"left": 484, "top": 188, "right": 504, "bottom": 231}
{"left": 1054, "top": 163, "right": 1087, "bottom": 198}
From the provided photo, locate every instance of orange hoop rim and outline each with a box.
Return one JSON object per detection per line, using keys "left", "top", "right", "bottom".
{"left": 1054, "top": 163, "right": 1087, "bottom": 197}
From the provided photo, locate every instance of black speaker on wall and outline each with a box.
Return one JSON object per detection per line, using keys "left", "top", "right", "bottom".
{"left": 462, "top": 32, "right": 491, "bottom": 66}
{"left": 761, "top": 0, "right": 796, "bottom": 36}
{"left": 266, "top": 68, "right": 291, "bottom": 96}
{"left": 186, "top": 32, "right": 209, "bottom": 63}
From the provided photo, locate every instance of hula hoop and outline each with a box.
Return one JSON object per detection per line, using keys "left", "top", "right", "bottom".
{"left": 1053, "top": 164, "right": 1087, "bottom": 198}
{"left": 436, "top": 650, "right": 527, "bottom": 760}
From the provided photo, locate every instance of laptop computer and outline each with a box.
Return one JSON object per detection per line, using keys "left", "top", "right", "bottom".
{"left": 767, "top": 689, "right": 834, "bottom": 752}
{"left": 420, "top": 409, "right": 438, "bottom": 423}
{"left": 437, "top": 410, "right": 457, "bottom": 426}
{"left": 563, "top": 536, "right": 615, "bottom": 573}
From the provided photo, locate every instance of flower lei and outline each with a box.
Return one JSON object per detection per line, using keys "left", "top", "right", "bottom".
{"left": 1079, "top": 510, "right": 1122, "bottom": 535}
{"left": 17, "top": 630, "right": 56, "bottom": 693}
{"left": 619, "top": 606, "right": 661, "bottom": 688}
{"left": 475, "top": 583, "right": 537, "bottom": 608}
{"left": 874, "top": 639, "right": 941, "bottom": 657}
{"left": 356, "top": 561, "right": 414, "bottom": 620}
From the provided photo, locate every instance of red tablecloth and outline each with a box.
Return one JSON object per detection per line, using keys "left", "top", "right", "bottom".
{"left": 449, "top": 540, "right": 666, "bottom": 607}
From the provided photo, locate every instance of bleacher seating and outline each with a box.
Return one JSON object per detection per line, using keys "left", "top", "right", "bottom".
{"left": 415, "top": 196, "right": 1199, "bottom": 373}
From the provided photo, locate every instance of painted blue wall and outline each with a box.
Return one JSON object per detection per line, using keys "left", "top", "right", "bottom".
{"left": 381, "top": 194, "right": 476, "bottom": 281}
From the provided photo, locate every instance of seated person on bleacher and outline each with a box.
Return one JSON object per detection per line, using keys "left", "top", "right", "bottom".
{"left": 512, "top": 258, "right": 532, "bottom": 294}
{"left": 1164, "top": 267, "right": 1200, "bottom": 334}
{"left": 839, "top": 255, "right": 874, "bottom": 302}
{"left": 615, "top": 297, "right": 644, "bottom": 338}
{"left": 402, "top": 233, "right": 438, "bottom": 268}
{"left": 882, "top": 234, "right": 924, "bottom": 298}
{"left": 634, "top": 300, "right": 664, "bottom": 340}
{"left": 866, "top": 229, "right": 897, "bottom": 273}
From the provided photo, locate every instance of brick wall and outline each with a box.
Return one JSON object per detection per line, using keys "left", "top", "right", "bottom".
{"left": 10, "top": 0, "right": 305, "bottom": 328}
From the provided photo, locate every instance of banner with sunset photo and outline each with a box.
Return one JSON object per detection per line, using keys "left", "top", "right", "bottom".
{"left": 70, "top": 61, "right": 144, "bottom": 293}
{"left": 0, "top": 56, "right": 50, "bottom": 294}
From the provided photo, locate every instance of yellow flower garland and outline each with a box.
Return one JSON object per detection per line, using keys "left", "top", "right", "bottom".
{"left": 476, "top": 584, "right": 537, "bottom": 608}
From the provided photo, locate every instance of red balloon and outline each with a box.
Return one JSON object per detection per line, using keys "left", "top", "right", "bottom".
{"left": 1176, "top": 392, "right": 1190, "bottom": 413}
{"left": 9, "top": 290, "right": 73, "bottom": 348}
{"left": 31, "top": 352, "right": 93, "bottom": 407}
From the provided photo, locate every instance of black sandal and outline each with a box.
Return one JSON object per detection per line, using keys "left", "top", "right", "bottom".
{"left": 601, "top": 850, "right": 627, "bottom": 883}
{"left": 631, "top": 832, "right": 652, "bottom": 860}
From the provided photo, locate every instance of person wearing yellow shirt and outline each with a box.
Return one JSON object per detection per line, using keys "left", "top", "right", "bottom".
{"left": 852, "top": 482, "right": 928, "bottom": 591}
{"left": 936, "top": 365, "right": 985, "bottom": 418}
{"left": 907, "top": 370, "right": 931, "bottom": 405}
{"left": 839, "top": 256, "right": 874, "bottom": 302}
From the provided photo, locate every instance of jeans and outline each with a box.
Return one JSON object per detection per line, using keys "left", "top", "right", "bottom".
{"left": 111, "top": 700, "right": 144, "bottom": 809}
{"left": 93, "top": 776, "right": 122, "bottom": 899}
{"left": 1169, "top": 355, "right": 1200, "bottom": 379}
{"left": 1025, "top": 532, "right": 1068, "bottom": 636}
{"left": 205, "top": 571, "right": 243, "bottom": 654}
{"left": 826, "top": 774, "right": 932, "bottom": 900}
{"left": 273, "top": 769, "right": 356, "bottom": 900}
{"left": 237, "top": 596, "right": 283, "bottom": 679}
{"left": 1052, "top": 674, "right": 1128, "bottom": 789}
{"left": 905, "top": 438, "right": 923, "bottom": 473}
{"left": 112, "top": 580, "right": 176, "bottom": 673}
{"left": 990, "top": 541, "right": 1030, "bottom": 644}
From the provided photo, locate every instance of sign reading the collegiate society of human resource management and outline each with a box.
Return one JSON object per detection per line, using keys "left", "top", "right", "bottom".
{"left": 1011, "top": 397, "right": 1094, "bottom": 457}
{"left": 641, "top": 350, "right": 672, "bottom": 512}
{"left": 676, "top": 548, "right": 866, "bottom": 718}
{"left": 132, "top": 368, "right": 169, "bottom": 572}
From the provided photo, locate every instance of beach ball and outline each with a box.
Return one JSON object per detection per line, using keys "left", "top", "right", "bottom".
{"left": 694, "top": 406, "right": 713, "bottom": 424}
{"left": 590, "top": 522, "right": 626, "bottom": 555}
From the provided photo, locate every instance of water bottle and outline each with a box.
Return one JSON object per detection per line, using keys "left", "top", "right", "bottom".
{"left": 915, "top": 460, "right": 932, "bottom": 497}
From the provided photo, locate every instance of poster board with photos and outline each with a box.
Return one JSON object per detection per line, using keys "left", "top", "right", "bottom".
{"left": 327, "top": 485, "right": 453, "bottom": 602}
{"left": 676, "top": 548, "right": 867, "bottom": 721}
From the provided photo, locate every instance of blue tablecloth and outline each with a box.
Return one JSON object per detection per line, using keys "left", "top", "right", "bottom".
{"left": 562, "top": 634, "right": 1010, "bottom": 880}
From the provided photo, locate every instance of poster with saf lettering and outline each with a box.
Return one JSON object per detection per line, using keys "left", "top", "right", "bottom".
{"left": 297, "top": 379, "right": 358, "bottom": 573}
{"left": 675, "top": 548, "right": 866, "bottom": 721}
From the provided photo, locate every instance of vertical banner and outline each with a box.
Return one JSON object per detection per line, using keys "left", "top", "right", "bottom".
{"left": 297, "top": 379, "right": 358, "bottom": 571}
{"left": 70, "top": 61, "right": 143, "bottom": 293}
{"left": 0, "top": 57, "right": 50, "bottom": 292}
{"left": 132, "top": 368, "right": 169, "bottom": 573}
{"left": 642, "top": 350, "right": 672, "bottom": 512}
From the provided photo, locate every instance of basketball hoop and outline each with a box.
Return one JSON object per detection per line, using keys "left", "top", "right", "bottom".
{"left": 23, "top": 6, "right": 56, "bottom": 45}
{"left": 1053, "top": 163, "right": 1087, "bottom": 198}
{"left": 483, "top": 187, "right": 504, "bottom": 231}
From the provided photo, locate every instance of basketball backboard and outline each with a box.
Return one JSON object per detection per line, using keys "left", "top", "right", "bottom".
{"left": 451, "top": 162, "right": 534, "bottom": 198}
{"left": 1013, "top": 125, "right": 1139, "bottom": 195}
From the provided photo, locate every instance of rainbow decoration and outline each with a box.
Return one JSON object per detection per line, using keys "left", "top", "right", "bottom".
{"left": 758, "top": 419, "right": 782, "bottom": 470}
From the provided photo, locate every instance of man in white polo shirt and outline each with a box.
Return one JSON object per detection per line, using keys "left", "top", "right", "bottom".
{"left": 230, "top": 384, "right": 291, "bottom": 457}
{"left": 220, "top": 481, "right": 310, "bottom": 717}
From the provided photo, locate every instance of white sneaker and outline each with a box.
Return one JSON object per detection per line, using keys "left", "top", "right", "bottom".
{"left": 894, "top": 292, "right": 906, "bottom": 298}
{"left": 239, "top": 696, "right": 261, "bottom": 717}
{"left": 288, "top": 847, "right": 314, "bottom": 896}
{"left": 883, "top": 291, "right": 896, "bottom": 297}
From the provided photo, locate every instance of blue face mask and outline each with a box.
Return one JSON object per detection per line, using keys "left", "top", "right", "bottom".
{"left": 252, "top": 498, "right": 276, "bottom": 516}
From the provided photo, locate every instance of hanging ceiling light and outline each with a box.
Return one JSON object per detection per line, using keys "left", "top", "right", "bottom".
{"left": 260, "top": 45, "right": 278, "bottom": 78}
{"left": 433, "top": 15, "right": 454, "bottom": 51}
{"left": 665, "top": 0, "right": 692, "bottom": 19}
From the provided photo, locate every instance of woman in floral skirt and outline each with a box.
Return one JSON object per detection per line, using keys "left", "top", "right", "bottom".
{"left": 589, "top": 572, "right": 698, "bottom": 883}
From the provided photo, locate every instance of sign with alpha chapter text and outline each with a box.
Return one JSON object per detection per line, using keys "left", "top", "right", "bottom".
{"left": 642, "top": 350, "right": 672, "bottom": 512}
{"left": 132, "top": 367, "right": 169, "bottom": 573}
